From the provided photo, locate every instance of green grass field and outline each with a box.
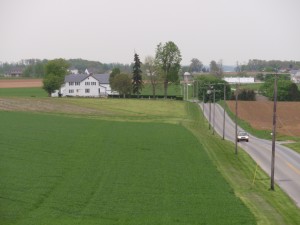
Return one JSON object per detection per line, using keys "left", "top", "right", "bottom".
{"left": 0, "top": 87, "right": 47, "bottom": 97}
{"left": 230, "top": 83, "right": 263, "bottom": 91}
{"left": 1, "top": 98, "right": 300, "bottom": 225}
{"left": 140, "top": 83, "right": 182, "bottom": 96}
{"left": 0, "top": 84, "right": 182, "bottom": 98}
{"left": 284, "top": 142, "right": 300, "bottom": 154}
{"left": 0, "top": 110, "right": 255, "bottom": 225}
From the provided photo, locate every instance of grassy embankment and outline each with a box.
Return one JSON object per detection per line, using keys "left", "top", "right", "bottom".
{"left": 184, "top": 101, "right": 300, "bottom": 225}
{"left": 1, "top": 97, "right": 300, "bottom": 224}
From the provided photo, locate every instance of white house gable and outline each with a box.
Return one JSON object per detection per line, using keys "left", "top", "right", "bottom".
{"left": 52, "top": 73, "right": 116, "bottom": 97}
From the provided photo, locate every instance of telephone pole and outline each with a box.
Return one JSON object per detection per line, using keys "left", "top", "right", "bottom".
{"left": 213, "top": 89, "right": 216, "bottom": 135}
{"left": 270, "top": 73, "right": 278, "bottom": 190}
{"left": 222, "top": 84, "right": 226, "bottom": 140}
{"left": 235, "top": 83, "right": 238, "bottom": 155}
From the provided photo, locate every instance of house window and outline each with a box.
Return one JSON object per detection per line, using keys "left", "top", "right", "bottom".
{"left": 85, "top": 82, "right": 90, "bottom": 85}
{"left": 91, "top": 82, "right": 96, "bottom": 85}
{"left": 69, "top": 82, "right": 74, "bottom": 86}
{"left": 69, "top": 89, "right": 74, "bottom": 93}
{"left": 75, "top": 82, "right": 80, "bottom": 86}
{"left": 85, "top": 89, "right": 90, "bottom": 93}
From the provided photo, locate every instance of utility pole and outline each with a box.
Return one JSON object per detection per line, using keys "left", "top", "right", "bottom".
{"left": 186, "top": 83, "right": 189, "bottom": 101}
{"left": 213, "top": 89, "right": 215, "bottom": 135}
{"left": 208, "top": 85, "right": 212, "bottom": 130}
{"left": 192, "top": 81, "right": 194, "bottom": 99}
{"left": 270, "top": 73, "right": 278, "bottom": 191}
{"left": 197, "top": 80, "right": 199, "bottom": 100}
{"left": 222, "top": 84, "right": 226, "bottom": 140}
{"left": 202, "top": 89, "right": 205, "bottom": 118}
{"left": 235, "top": 83, "right": 238, "bottom": 155}
{"left": 183, "top": 83, "right": 185, "bottom": 100}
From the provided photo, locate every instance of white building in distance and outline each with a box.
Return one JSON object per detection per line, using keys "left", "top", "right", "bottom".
{"left": 52, "top": 73, "right": 117, "bottom": 97}
{"left": 223, "top": 77, "right": 255, "bottom": 84}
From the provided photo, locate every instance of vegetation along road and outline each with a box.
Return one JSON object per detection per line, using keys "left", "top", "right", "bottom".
{"left": 201, "top": 103, "right": 300, "bottom": 208}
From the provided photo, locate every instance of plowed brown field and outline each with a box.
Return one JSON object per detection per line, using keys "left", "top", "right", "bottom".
{"left": 227, "top": 101, "right": 300, "bottom": 137}
{"left": 0, "top": 79, "right": 42, "bottom": 88}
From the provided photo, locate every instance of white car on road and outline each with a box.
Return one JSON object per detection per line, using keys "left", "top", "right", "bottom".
{"left": 237, "top": 131, "right": 249, "bottom": 142}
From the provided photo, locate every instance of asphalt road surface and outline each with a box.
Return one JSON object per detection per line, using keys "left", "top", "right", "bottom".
{"left": 200, "top": 102, "right": 300, "bottom": 208}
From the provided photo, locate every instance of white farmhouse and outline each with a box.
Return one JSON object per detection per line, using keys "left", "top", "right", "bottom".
{"left": 223, "top": 77, "right": 255, "bottom": 84}
{"left": 52, "top": 73, "right": 117, "bottom": 97}
{"left": 290, "top": 70, "right": 300, "bottom": 83}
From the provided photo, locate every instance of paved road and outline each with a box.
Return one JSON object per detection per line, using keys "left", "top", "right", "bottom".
{"left": 200, "top": 102, "right": 300, "bottom": 208}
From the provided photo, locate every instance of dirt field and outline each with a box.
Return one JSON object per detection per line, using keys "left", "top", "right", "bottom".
{"left": 0, "top": 79, "right": 42, "bottom": 88}
{"left": 227, "top": 101, "right": 300, "bottom": 137}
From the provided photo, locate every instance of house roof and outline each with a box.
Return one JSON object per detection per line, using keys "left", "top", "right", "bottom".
{"left": 93, "top": 74, "right": 110, "bottom": 84}
{"left": 64, "top": 73, "right": 110, "bottom": 84}
{"left": 65, "top": 74, "right": 88, "bottom": 82}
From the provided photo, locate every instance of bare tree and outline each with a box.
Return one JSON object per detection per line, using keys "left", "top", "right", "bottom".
{"left": 210, "top": 60, "right": 223, "bottom": 78}
{"left": 189, "top": 58, "right": 203, "bottom": 73}
{"left": 144, "top": 56, "right": 158, "bottom": 98}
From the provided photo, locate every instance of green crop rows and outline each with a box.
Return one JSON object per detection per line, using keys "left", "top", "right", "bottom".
{"left": 0, "top": 111, "right": 255, "bottom": 225}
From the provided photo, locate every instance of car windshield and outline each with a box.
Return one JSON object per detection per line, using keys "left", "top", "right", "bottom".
{"left": 238, "top": 132, "right": 248, "bottom": 136}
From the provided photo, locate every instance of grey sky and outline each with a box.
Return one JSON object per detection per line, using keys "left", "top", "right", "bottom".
{"left": 1, "top": 0, "right": 300, "bottom": 65}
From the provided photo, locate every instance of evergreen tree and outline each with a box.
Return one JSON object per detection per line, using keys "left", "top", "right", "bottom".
{"left": 132, "top": 53, "right": 143, "bottom": 96}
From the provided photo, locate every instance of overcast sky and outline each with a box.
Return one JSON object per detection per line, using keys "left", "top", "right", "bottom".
{"left": 1, "top": 0, "right": 300, "bottom": 65}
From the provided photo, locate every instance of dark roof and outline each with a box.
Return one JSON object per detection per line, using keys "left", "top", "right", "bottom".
{"left": 92, "top": 74, "right": 110, "bottom": 84}
{"left": 64, "top": 73, "right": 110, "bottom": 84}
{"left": 65, "top": 74, "right": 88, "bottom": 82}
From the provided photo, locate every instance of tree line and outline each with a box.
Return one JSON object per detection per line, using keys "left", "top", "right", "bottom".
{"left": 240, "top": 59, "right": 300, "bottom": 72}
{"left": 109, "top": 41, "right": 182, "bottom": 98}
{"left": 0, "top": 59, "right": 132, "bottom": 77}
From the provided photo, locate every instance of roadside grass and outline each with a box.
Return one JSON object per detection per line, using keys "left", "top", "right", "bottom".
{"left": 283, "top": 142, "right": 300, "bottom": 154}
{"left": 0, "top": 87, "right": 47, "bottom": 97}
{"left": 183, "top": 102, "right": 300, "bottom": 225}
{"left": 230, "top": 83, "right": 263, "bottom": 91}
{"left": 0, "top": 110, "right": 255, "bottom": 225}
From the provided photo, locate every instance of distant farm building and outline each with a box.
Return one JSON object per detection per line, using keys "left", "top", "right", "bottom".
{"left": 223, "top": 77, "right": 255, "bottom": 84}
{"left": 183, "top": 72, "right": 192, "bottom": 83}
{"left": 4, "top": 69, "right": 23, "bottom": 77}
{"left": 290, "top": 70, "right": 300, "bottom": 83}
{"left": 51, "top": 73, "right": 117, "bottom": 97}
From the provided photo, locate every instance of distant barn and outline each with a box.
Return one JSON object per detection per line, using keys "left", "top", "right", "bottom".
{"left": 223, "top": 77, "right": 255, "bottom": 84}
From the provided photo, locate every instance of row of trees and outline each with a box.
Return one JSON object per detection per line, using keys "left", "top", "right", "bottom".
{"left": 110, "top": 41, "right": 182, "bottom": 98}
{"left": 260, "top": 76, "right": 300, "bottom": 101}
{"left": 240, "top": 59, "right": 300, "bottom": 72}
{"left": 194, "top": 76, "right": 231, "bottom": 102}
{"left": 0, "top": 59, "right": 132, "bottom": 77}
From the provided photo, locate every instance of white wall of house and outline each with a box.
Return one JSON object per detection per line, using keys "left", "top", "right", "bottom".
{"left": 291, "top": 71, "right": 300, "bottom": 83}
{"left": 65, "top": 76, "right": 104, "bottom": 97}
{"left": 51, "top": 75, "right": 115, "bottom": 97}
{"left": 223, "top": 77, "right": 255, "bottom": 84}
